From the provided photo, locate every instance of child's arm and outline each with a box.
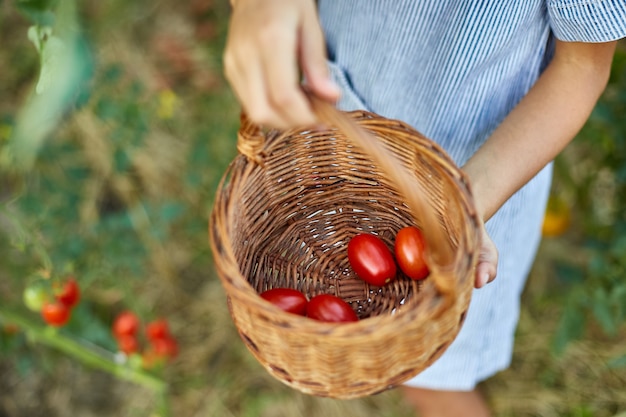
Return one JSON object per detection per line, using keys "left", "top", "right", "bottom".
{"left": 464, "top": 40, "right": 616, "bottom": 287}
{"left": 462, "top": 40, "right": 617, "bottom": 223}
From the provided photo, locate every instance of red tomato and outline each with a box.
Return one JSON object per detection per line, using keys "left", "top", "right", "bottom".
{"left": 394, "top": 226, "right": 430, "bottom": 280}
{"left": 55, "top": 278, "right": 80, "bottom": 308}
{"left": 112, "top": 311, "right": 140, "bottom": 338}
{"left": 41, "top": 302, "right": 71, "bottom": 327}
{"left": 260, "top": 288, "right": 308, "bottom": 316}
{"left": 146, "top": 319, "right": 170, "bottom": 342}
{"left": 117, "top": 334, "right": 139, "bottom": 355}
{"left": 306, "top": 294, "right": 358, "bottom": 323}
{"left": 153, "top": 337, "right": 179, "bottom": 359}
{"left": 347, "top": 233, "right": 397, "bottom": 286}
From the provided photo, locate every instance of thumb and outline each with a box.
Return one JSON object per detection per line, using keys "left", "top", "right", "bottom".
{"left": 475, "top": 228, "right": 498, "bottom": 288}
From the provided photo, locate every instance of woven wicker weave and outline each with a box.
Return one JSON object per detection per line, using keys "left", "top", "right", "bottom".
{"left": 209, "top": 96, "right": 481, "bottom": 399}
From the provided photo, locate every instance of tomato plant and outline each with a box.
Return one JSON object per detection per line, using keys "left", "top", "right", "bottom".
{"left": 394, "top": 226, "right": 430, "bottom": 280}
{"left": 152, "top": 337, "right": 179, "bottom": 359}
{"left": 54, "top": 277, "right": 80, "bottom": 308}
{"left": 142, "top": 350, "right": 167, "bottom": 370}
{"left": 260, "top": 288, "right": 308, "bottom": 316}
{"left": 142, "top": 331, "right": 179, "bottom": 368}
{"left": 41, "top": 301, "right": 71, "bottom": 327}
{"left": 347, "top": 233, "right": 397, "bottom": 286}
{"left": 112, "top": 311, "right": 140, "bottom": 338}
{"left": 146, "top": 319, "right": 170, "bottom": 342}
{"left": 23, "top": 282, "right": 49, "bottom": 312}
{"left": 306, "top": 294, "right": 358, "bottom": 323}
{"left": 117, "top": 334, "right": 140, "bottom": 355}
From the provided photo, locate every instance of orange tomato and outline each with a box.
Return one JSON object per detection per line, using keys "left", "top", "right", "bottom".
{"left": 542, "top": 195, "right": 571, "bottom": 237}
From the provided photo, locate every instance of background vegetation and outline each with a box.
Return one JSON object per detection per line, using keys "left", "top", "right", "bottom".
{"left": 0, "top": 1, "right": 624, "bottom": 416}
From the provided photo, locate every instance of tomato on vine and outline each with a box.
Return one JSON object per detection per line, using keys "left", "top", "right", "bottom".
{"left": 146, "top": 319, "right": 170, "bottom": 342}
{"left": 112, "top": 311, "right": 140, "bottom": 338}
{"left": 112, "top": 311, "right": 179, "bottom": 363}
{"left": 41, "top": 301, "right": 71, "bottom": 327}
{"left": 145, "top": 318, "right": 178, "bottom": 361}
{"left": 152, "top": 337, "right": 179, "bottom": 359}
{"left": 117, "top": 334, "right": 140, "bottom": 355}
{"left": 23, "top": 283, "right": 49, "bottom": 312}
{"left": 55, "top": 277, "right": 80, "bottom": 308}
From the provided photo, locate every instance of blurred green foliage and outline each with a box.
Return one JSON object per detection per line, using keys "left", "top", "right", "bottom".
{"left": 1, "top": 0, "right": 238, "bottom": 398}
{"left": 549, "top": 44, "right": 626, "bottom": 357}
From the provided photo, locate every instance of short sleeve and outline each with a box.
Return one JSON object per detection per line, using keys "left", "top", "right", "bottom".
{"left": 548, "top": 0, "right": 626, "bottom": 42}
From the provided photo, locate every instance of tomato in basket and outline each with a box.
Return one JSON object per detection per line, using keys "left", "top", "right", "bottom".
{"left": 347, "top": 233, "right": 397, "bottom": 286}
{"left": 260, "top": 288, "right": 308, "bottom": 316}
{"left": 307, "top": 294, "right": 359, "bottom": 323}
{"left": 394, "top": 226, "right": 430, "bottom": 280}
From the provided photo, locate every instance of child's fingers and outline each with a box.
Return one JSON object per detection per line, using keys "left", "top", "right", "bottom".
{"left": 475, "top": 261, "right": 497, "bottom": 288}
{"left": 475, "top": 227, "right": 498, "bottom": 288}
{"left": 259, "top": 24, "right": 318, "bottom": 128}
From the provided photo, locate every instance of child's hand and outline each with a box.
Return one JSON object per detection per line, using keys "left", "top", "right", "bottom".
{"left": 475, "top": 222, "right": 498, "bottom": 288}
{"left": 223, "top": 0, "right": 341, "bottom": 130}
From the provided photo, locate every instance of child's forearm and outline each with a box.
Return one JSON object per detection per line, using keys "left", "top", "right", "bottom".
{"left": 462, "top": 40, "right": 617, "bottom": 221}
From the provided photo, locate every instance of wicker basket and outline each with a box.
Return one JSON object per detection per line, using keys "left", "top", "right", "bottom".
{"left": 209, "top": 96, "right": 481, "bottom": 399}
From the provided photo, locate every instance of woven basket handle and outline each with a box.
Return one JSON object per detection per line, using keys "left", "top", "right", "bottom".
{"left": 237, "top": 97, "right": 457, "bottom": 298}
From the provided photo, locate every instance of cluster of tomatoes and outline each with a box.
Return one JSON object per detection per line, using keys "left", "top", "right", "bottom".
{"left": 23, "top": 277, "right": 81, "bottom": 327}
{"left": 112, "top": 311, "right": 178, "bottom": 369}
{"left": 260, "top": 289, "right": 358, "bottom": 323}
{"left": 259, "top": 226, "right": 429, "bottom": 323}
{"left": 348, "top": 226, "right": 429, "bottom": 285}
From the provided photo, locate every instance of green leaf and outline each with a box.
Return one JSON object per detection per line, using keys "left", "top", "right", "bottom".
{"left": 66, "top": 304, "right": 117, "bottom": 351}
{"left": 95, "top": 97, "right": 121, "bottom": 121}
{"left": 102, "top": 63, "right": 123, "bottom": 84}
{"left": 16, "top": 0, "right": 57, "bottom": 26}
{"left": 27, "top": 25, "right": 51, "bottom": 54}
{"left": 588, "top": 252, "right": 610, "bottom": 276}
{"left": 610, "top": 283, "right": 626, "bottom": 318}
{"left": 113, "top": 148, "right": 130, "bottom": 172}
{"left": 7, "top": 0, "right": 94, "bottom": 171}
{"left": 16, "top": 354, "right": 35, "bottom": 376}
{"left": 16, "top": 0, "right": 58, "bottom": 11}
{"left": 555, "top": 262, "right": 585, "bottom": 284}
{"left": 591, "top": 288, "right": 616, "bottom": 335}
{"left": 159, "top": 202, "right": 185, "bottom": 222}
{"left": 609, "top": 235, "right": 626, "bottom": 257}
{"left": 552, "top": 292, "right": 587, "bottom": 355}
{"left": 617, "top": 164, "right": 626, "bottom": 184}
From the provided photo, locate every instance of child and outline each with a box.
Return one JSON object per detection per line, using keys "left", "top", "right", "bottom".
{"left": 223, "top": 1, "right": 626, "bottom": 415}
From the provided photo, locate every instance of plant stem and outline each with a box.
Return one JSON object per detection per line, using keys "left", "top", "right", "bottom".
{"left": 0, "top": 307, "right": 170, "bottom": 405}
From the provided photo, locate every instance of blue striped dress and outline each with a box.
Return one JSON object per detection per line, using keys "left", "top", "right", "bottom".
{"left": 318, "top": 0, "right": 626, "bottom": 390}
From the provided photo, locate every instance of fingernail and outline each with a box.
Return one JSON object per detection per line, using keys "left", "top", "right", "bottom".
{"left": 479, "top": 273, "right": 489, "bottom": 288}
